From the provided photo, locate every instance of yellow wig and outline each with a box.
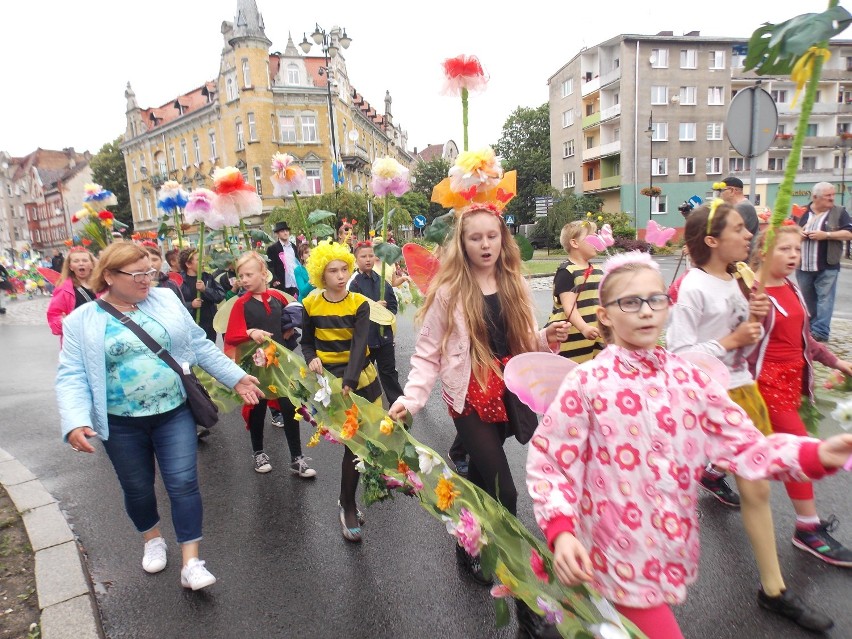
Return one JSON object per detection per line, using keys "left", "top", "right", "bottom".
{"left": 305, "top": 240, "right": 355, "bottom": 289}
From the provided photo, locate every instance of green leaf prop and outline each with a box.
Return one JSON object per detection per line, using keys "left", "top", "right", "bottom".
{"left": 373, "top": 241, "right": 403, "bottom": 265}
{"left": 745, "top": 6, "right": 851, "bottom": 74}
{"left": 514, "top": 234, "right": 534, "bottom": 261}
{"left": 425, "top": 211, "right": 455, "bottom": 244}
{"left": 307, "top": 209, "right": 336, "bottom": 225}
{"left": 311, "top": 223, "right": 336, "bottom": 240}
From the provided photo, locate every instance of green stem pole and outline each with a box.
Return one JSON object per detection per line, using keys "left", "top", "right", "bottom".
{"left": 239, "top": 219, "right": 252, "bottom": 252}
{"left": 461, "top": 87, "right": 469, "bottom": 152}
{"left": 292, "top": 191, "right": 310, "bottom": 238}
{"left": 174, "top": 209, "right": 184, "bottom": 248}
{"left": 195, "top": 221, "right": 206, "bottom": 324}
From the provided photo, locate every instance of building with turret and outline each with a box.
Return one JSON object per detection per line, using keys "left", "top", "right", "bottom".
{"left": 121, "top": 0, "right": 414, "bottom": 233}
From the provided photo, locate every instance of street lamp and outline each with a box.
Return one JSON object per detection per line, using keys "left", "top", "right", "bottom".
{"left": 646, "top": 111, "right": 654, "bottom": 230}
{"left": 300, "top": 24, "right": 352, "bottom": 188}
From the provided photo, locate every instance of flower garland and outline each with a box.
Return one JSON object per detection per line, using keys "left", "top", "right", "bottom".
{"left": 216, "top": 338, "right": 642, "bottom": 639}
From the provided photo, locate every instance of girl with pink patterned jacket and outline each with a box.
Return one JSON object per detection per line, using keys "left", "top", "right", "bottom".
{"left": 525, "top": 252, "right": 852, "bottom": 639}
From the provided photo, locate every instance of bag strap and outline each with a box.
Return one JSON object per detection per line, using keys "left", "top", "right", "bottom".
{"left": 96, "top": 299, "right": 186, "bottom": 377}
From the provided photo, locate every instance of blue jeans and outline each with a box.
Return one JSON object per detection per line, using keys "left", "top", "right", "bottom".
{"left": 796, "top": 268, "right": 839, "bottom": 339}
{"left": 102, "top": 404, "right": 202, "bottom": 543}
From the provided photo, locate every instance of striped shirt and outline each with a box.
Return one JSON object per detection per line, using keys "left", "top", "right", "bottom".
{"left": 301, "top": 291, "right": 381, "bottom": 401}
{"left": 546, "top": 260, "right": 604, "bottom": 363}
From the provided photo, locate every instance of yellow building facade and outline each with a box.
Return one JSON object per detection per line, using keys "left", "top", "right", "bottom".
{"left": 121, "top": 0, "right": 414, "bottom": 232}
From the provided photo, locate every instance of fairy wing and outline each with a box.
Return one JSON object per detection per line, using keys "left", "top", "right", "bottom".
{"left": 599, "top": 223, "right": 615, "bottom": 247}
{"left": 368, "top": 300, "right": 396, "bottom": 327}
{"left": 504, "top": 353, "right": 577, "bottom": 414}
{"left": 584, "top": 234, "right": 607, "bottom": 252}
{"left": 402, "top": 243, "right": 440, "bottom": 294}
{"left": 36, "top": 267, "right": 61, "bottom": 285}
{"left": 212, "top": 295, "right": 240, "bottom": 334}
{"left": 677, "top": 351, "right": 731, "bottom": 388}
{"left": 646, "top": 220, "right": 676, "bottom": 247}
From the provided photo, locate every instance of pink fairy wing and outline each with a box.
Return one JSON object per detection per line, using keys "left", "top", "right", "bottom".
{"left": 646, "top": 220, "right": 676, "bottom": 247}
{"left": 677, "top": 351, "right": 731, "bottom": 389}
{"left": 599, "top": 224, "right": 615, "bottom": 247}
{"left": 504, "top": 353, "right": 577, "bottom": 414}
{"left": 584, "top": 234, "right": 607, "bottom": 252}
{"left": 37, "top": 267, "right": 61, "bottom": 285}
{"left": 402, "top": 243, "right": 440, "bottom": 294}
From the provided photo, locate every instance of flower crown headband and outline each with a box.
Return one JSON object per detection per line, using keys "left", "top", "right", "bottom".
{"left": 706, "top": 198, "right": 725, "bottom": 235}
{"left": 598, "top": 251, "right": 660, "bottom": 292}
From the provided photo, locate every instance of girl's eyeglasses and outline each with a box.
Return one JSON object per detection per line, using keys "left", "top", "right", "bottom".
{"left": 603, "top": 293, "right": 671, "bottom": 313}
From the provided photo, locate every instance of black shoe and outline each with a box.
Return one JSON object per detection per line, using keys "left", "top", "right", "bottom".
{"left": 515, "top": 599, "right": 562, "bottom": 639}
{"left": 196, "top": 425, "right": 211, "bottom": 440}
{"left": 0, "top": 307, "right": 6, "bottom": 314}
{"left": 698, "top": 473, "right": 741, "bottom": 508}
{"left": 453, "top": 459, "right": 469, "bottom": 478}
{"left": 757, "top": 589, "right": 834, "bottom": 633}
{"left": 455, "top": 544, "right": 492, "bottom": 586}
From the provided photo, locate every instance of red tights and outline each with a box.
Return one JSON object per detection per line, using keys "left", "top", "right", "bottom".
{"left": 614, "top": 604, "right": 684, "bottom": 639}
{"left": 769, "top": 409, "right": 815, "bottom": 501}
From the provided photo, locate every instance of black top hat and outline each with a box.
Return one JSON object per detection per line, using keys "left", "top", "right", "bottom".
{"left": 273, "top": 221, "right": 290, "bottom": 233}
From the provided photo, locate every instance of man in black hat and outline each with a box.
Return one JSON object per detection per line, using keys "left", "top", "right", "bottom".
{"left": 266, "top": 221, "right": 298, "bottom": 297}
{"left": 720, "top": 177, "right": 760, "bottom": 254}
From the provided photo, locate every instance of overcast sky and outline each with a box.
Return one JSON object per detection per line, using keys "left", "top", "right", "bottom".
{"left": 0, "top": 0, "right": 818, "bottom": 158}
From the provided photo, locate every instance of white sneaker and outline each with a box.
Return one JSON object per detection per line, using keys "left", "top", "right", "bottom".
{"left": 180, "top": 558, "right": 217, "bottom": 590}
{"left": 142, "top": 537, "right": 168, "bottom": 574}
{"left": 254, "top": 451, "right": 272, "bottom": 473}
{"left": 290, "top": 455, "right": 317, "bottom": 478}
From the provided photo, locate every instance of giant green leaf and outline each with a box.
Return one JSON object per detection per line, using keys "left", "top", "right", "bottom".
{"left": 373, "top": 241, "right": 402, "bottom": 265}
{"left": 307, "top": 209, "right": 336, "bottom": 225}
{"left": 425, "top": 211, "right": 455, "bottom": 244}
{"left": 514, "top": 234, "right": 534, "bottom": 261}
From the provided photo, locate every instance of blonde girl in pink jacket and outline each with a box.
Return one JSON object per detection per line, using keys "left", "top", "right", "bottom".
{"left": 526, "top": 252, "right": 852, "bottom": 639}
{"left": 389, "top": 203, "right": 567, "bottom": 636}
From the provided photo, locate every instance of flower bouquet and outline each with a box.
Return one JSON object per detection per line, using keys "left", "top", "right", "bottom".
{"left": 71, "top": 183, "right": 121, "bottom": 252}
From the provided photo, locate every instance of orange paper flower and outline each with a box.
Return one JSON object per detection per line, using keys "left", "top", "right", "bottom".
{"left": 340, "top": 403, "right": 360, "bottom": 440}
{"left": 435, "top": 477, "right": 461, "bottom": 511}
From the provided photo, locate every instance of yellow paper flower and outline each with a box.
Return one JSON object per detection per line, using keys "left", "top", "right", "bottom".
{"left": 379, "top": 416, "right": 395, "bottom": 435}
{"left": 307, "top": 428, "right": 321, "bottom": 447}
{"left": 449, "top": 148, "right": 502, "bottom": 194}
{"left": 372, "top": 157, "right": 406, "bottom": 179}
{"left": 299, "top": 367, "right": 307, "bottom": 379}
{"left": 294, "top": 410, "right": 302, "bottom": 421}
{"left": 495, "top": 564, "right": 520, "bottom": 591}
{"left": 268, "top": 384, "right": 279, "bottom": 394}
{"left": 436, "top": 477, "right": 461, "bottom": 511}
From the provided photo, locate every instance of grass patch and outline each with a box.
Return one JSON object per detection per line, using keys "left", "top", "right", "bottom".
{"left": 522, "top": 260, "right": 563, "bottom": 276}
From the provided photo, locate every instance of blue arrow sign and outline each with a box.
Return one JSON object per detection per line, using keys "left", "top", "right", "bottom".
{"left": 413, "top": 215, "right": 427, "bottom": 228}
{"left": 688, "top": 195, "right": 702, "bottom": 208}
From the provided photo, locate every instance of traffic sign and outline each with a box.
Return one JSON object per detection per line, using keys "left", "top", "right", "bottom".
{"left": 688, "top": 195, "right": 702, "bottom": 208}
{"left": 413, "top": 215, "right": 427, "bottom": 228}
{"left": 726, "top": 86, "right": 778, "bottom": 158}
{"left": 505, "top": 215, "right": 516, "bottom": 225}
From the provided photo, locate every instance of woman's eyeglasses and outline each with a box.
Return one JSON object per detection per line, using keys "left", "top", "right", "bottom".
{"left": 117, "top": 269, "right": 158, "bottom": 283}
{"left": 603, "top": 294, "right": 671, "bottom": 313}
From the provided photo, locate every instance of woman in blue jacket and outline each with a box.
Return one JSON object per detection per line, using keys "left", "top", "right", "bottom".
{"left": 56, "top": 242, "right": 263, "bottom": 590}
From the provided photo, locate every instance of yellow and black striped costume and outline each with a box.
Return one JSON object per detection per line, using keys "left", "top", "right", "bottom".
{"left": 546, "top": 260, "right": 604, "bottom": 364}
{"left": 302, "top": 291, "right": 382, "bottom": 402}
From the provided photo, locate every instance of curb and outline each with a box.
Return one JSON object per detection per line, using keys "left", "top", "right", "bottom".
{"left": 0, "top": 447, "right": 103, "bottom": 639}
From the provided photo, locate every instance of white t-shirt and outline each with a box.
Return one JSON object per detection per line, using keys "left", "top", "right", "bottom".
{"left": 666, "top": 268, "right": 758, "bottom": 389}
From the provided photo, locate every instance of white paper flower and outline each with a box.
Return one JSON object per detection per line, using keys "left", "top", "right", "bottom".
{"left": 416, "top": 446, "right": 441, "bottom": 475}
{"left": 313, "top": 374, "right": 332, "bottom": 407}
{"left": 831, "top": 399, "right": 852, "bottom": 429}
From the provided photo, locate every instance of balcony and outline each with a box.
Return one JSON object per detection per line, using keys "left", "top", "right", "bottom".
{"left": 583, "top": 178, "right": 602, "bottom": 191}
{"left": 600, "top": 67, "right": 621, "bottom": 87}
{"left": 582, "top": 140, "right": 621, "bottom": 162}
{"left": 581, "top": 76, "right": 600, "bottom": 97}
{"left": 582, "top": 112, "right": 601, "bottom": 129}
{"left": 341, "top": 143, "right": 370, "bottom": 170}
{"left": 601, "top": 175, "right": 622, "bottom": 189}
{"left": 600, "top": 103, "right": 621, "bottom": 121}
{"left": 838, "top": 103, "right": 852, "bottom": 114}
{"left": 769, "top": 136, "right": 838, "bottom": 149}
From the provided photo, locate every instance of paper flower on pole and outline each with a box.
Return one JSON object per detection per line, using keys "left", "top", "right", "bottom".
{"left": 431, "top": 147, "right": 516, "bottom": 211}
{"left": 83, "top": 183, "right": 118, "bottom": 206}
{"left": 212, "top": 166, "right": 262, "bottom": 220}
{"left": 270, "top": 153, "right": 308, "bottom": 196}
{"left": 370, "top": 157, "right": 411, "bottom": 197}
{"left": 442, "top": 54, "right": 489, "bottom": 95}
{"left": 185, "top": 188, "right": 229, "bottom": 228}
{"left": 157, "top": 180, "right": 189, "bottom": 213}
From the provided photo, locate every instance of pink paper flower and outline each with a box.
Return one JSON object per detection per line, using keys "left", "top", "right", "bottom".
{"left": 446, "top": 508, "right": 487, "bottom": 557}
{"left": 442, "top": 54, "right": 489, "bottom": 95}
{"left": 270, "top": 153, "right": 308, "bottom": 196}
{"left": 370, "top": 157, "right": 411, "bottom": 197}
{"left": 529, "top": 549, "right": 549, "bottom": 583}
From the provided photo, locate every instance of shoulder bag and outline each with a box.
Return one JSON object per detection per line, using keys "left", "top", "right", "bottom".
{"left": 96, "top": 300, "right": 219, "bottom": 427}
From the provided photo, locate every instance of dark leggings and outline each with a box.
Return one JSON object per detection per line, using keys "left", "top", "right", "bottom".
{"left": 453, "top": 412, "right": 517, "bottom": 516}
{"left": 248, "top": 398, "right": 302, "bottom": 459}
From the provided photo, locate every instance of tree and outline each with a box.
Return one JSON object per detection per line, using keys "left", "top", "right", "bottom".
{"left": 89, "top": 136, "right": 132, "bottom": 231}
{"left": 411, "top": 158, "right": 451, "bottom": 221}
{"left": 493, "top": 104, "right": 550, "bottom": 224}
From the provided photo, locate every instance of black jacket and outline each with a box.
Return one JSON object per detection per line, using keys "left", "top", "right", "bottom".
{"left": 349, "top": 270, "right": 397, "bottom": 348}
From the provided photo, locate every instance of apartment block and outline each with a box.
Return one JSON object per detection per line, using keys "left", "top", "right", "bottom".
{"left": 550, "top": 32, "right": 852, "bottom": 232}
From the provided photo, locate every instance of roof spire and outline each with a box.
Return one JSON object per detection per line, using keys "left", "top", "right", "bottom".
{"left": 231, "top": 0, "right": 271, "bottom": 46}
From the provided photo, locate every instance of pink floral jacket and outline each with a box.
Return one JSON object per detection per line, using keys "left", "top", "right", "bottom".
{"left": 526, "top": 345, "right": 829, "bottom": 609}
{"left": 398, "top": 285, "right": 552, "bottom": 415}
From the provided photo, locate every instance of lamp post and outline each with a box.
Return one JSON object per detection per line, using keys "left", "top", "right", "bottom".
{"left": 646, "top": 111, "right": 654, "bottom": 231}
{"left": 300, "top": 25, "right": 352, "bottom": 189}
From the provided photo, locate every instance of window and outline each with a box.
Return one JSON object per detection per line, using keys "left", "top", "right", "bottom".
{"left": 279, "top": 115, "right": 296, "bottom": 142}
{"left": 651, "top": 48, "right": 669, "bottom": 68}
{"left": 562, "top": 140, "right": 575, "bottom": 158}
{"left": 777, "top": 124, "right": 788, "bottom": 135}
{"left": 586, "top": 167, "right": 595, "bottom": 182}
{"left": 266, "top": 61, "right": 271, "bottom": 90}
{"left": 168, "top": 146, "right": 176, "bottom": 171}
{"left": 679, "top": 123, "right": 697, "bottom": 141}
{"left": 770, "top": 89, "right": 788, "bottom": 103}
{"left": 801, "top": 156, "right": 817, "bottom": 171}
{"left": 707, "top": 122, "right": 724, "bottom": 140}
{"left": 209, "top": 132, "right": 218, "bottom": 160}
{"left": 301, "top": 115, "right": 318, "bottom": 142}
{"left": 561, "top": 78, "right": 573, "bottom": 97}
{"left": 131, "top": 160, "right": 138, "bottom": 181}
{"left": 144, "top": 197, "right": 152, "bottom": 221}
{"left": 135, "top": 197, "right": 142, "bottom": 221}
{"left": 679, "top": 86, "right": 697, "bottom": 105}
{"left": 708, "top": 50, "right": 726, "bottom": 69}
{"left": 768, "top": 157, "right": 785, "bottom": 171}
{"left": 729, "top": 156, "right": 752, "bottom": 172}
{"left": 563, "top": 172, "right": 576, "bottom": 189}
{"left": 180, "top": 140, "right": 188, "bottom": 168}
{"left": 140, "top": 156, "right": 146, "bottom": 176}
{"left": 226, "top": 77, "right": 237, "bottom": 101}
{"left": 585, "top": 103, "right": 595, "bottom": 117}
{"left": 236, "top": 120, "right": 244, "bottom": 150}
{"left": 805, "top": 123, "right": 818, "bottom": 136}
{"left": 287, "top": 64, "right": 300, "bottom": 85}
{"left": 253, "top": 167, "right": 262, "bottom": 195}
{"left": 562, "top": 109, "right": 574, "bottom": 127}
{"left": 193, "top": 135, "right": 201, "bottom": 164}
{"left": 678, "top": 157, "right": 696, "bottom": 175}
{"left": 680, "top": 49, "right": 697, "bottom": 69}
{"left": 705, "top": 157, "right": 722, "bottom": 174}
{"left": 306, "top": 167, "right": 321, "bottom": 194}
{"left": 651, "top": 157, "right": 668, "bottom": 176}
{"left": 652, "top": 195, "right": 667, "bottom": 214}
{"left": 156, "top": 152, "right": 167, "bottom": 178}
{"left": 247, "top": 112, "right": 257, "bottom": 142}
{"left": 707, "top": 86, "right": 724, "bottom": 105}
{"left": 242, "top": 59, "right": 251, "bottom": 88}
{"left": 651, "top": 85, "right": 668, "bottom": 105}
{"left": 651, "top": 122, "right": 668, "bottom": 141}
{"left": 586, "top": 136, "right": 596, "bottom": 150}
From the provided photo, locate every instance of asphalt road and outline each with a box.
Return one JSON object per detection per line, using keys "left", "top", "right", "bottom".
{"left": 1, "top": 271, "right": 851, "bottom": 639}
